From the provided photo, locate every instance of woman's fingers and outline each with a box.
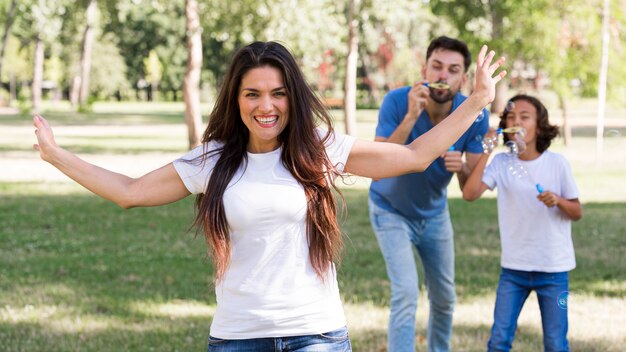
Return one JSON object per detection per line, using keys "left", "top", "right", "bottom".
{"left": 489, "top": 57, "right": 506, "bottom": 75}
{"left": 483, "top": 50, "right": 496, "bottom": 68}
{"left": 477, "top": 45, "right": 487, "bottom": 67}
{"left": 493, "top": 70, "right": 508, "bottom": 84}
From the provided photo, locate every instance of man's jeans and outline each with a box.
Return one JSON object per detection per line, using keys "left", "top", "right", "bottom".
{"left": 488, "top": 269, "right": 569, "bottom": 352}
{"left": 207, "top": 326, "right": 351, "bottom": 351}
{"left": 369, "top": 197, "right": 455, "bottom": 352}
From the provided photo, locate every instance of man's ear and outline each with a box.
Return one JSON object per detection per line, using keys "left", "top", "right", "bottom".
{"left": 421, "top": 64, "right": 427, "bottom": 80}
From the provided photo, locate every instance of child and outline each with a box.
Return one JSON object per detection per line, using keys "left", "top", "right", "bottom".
{"left": 462, "top": 94, "right": 583, "bottom": 352}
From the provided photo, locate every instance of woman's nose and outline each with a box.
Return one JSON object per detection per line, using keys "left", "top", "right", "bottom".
{"left": 258, "top": 95, "right": 273, "bottom": 112}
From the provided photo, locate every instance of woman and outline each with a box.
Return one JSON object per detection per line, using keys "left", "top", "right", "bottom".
{"left": 33, "top": 41, "right": 505, "bottom": 351}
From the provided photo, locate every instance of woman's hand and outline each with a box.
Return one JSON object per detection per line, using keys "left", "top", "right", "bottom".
{"left": 473, "top": 45, "right": 507, "bottom": 107}
{"left": 33, "top": 114, "right": 59, "bottom": 163}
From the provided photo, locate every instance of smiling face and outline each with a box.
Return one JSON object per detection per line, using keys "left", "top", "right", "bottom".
{"left": 238, "top": 65, "right": 290, "bottom": 153}
{"left": 422, "top": 48, "right": 468, "bottom": 104}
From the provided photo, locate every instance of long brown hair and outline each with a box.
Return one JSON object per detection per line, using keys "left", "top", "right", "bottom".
{"left": 192, "top": 41, "right": 344, "bottom": 282}
{"left": 499, "top": 94, "right": 559, "bottom": 153}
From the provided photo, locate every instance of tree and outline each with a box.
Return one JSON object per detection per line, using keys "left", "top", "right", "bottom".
{"left": 353, "top": 0, "right": 444, "bottom": 107}
{"left": 0, "top": 0, "right": 17, "bottom": 100}
{"left": 70, "top": 0, "right": 98, "bottom": 109}
{"left": 429, "top": 0, "right": 562, "bottom": 112}
{"left": 102, "top": 0, "right": 186, "bottom": 101}
{"left": 11, "top": 0, "right": 65, "bottom": 112}
{"left": 596, "top": 0, "right": 610, "bottom": 154}
{"left": 183, "top": 0, "right": 202, "bottom": 149}
{"left": 343, "top": 0, "right": 359, "bottom": 136}
{"left": 144, "top": 49, "right": 163, "bottom": 101}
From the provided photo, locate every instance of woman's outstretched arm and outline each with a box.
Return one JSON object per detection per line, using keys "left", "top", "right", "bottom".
{"left": 345, "top": 45, "right": 507, "bottom": 179}
{"left": 33, "top": 114, "right": 190, "bottom": 208}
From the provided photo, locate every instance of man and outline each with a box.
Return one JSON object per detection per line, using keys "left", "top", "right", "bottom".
{"left": 368, "top": 36, "right": 489, "bottom": 352}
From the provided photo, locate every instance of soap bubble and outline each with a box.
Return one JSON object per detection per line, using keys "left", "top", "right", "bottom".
{"left": 604, "top": 129, "right": 621, "bottom": 148}
{"left": 475, "top": 109, "right": 486, "bottom": 123}
{"left": 481, "top": 134, "right": 499, "bottom": 154}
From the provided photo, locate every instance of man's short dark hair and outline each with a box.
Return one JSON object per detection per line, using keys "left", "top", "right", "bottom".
{"left": 426, "top": 36, "right": 471, "bottom": 72}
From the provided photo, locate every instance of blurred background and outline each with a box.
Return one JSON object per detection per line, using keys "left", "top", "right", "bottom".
{"left": 1, "top": 1, "right": 625, "bottom": 351}
{"left": 1, "top": 0, "right": 625, "bottom": 142}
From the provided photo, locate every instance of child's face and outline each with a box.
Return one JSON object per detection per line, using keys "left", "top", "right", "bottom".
{"left": 504, "top": 99, "right": 537, "bottom": 148}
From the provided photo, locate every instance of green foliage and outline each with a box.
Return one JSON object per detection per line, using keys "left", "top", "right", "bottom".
{"left": 89, "top": 33, "right": 130, "bottom": 100}
{"left": 1, "top": 36, "right": 31, "bottom": 81}
{"left": 5, "top": 0, "right": 626, "bottom": 106}
{"left": 103, "top": 0, "right": 186, "bottom": 92}
{"left": 143, "top": 50, "right": 163, "bottom": 86}
{"left": 429, "top": 0, "right": 626, "bottom": 103}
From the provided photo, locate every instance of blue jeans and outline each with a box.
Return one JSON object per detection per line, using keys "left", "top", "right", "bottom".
{"left": 368, "top": 197, "right": 455, "bottom": 352}
{"left": 207, "top": 326, "right": 351, "bottom": 351}
{"left": 488, "top": 268, "right": 569, "bottom": 352}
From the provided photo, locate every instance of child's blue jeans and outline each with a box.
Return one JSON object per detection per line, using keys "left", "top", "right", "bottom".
{"left": 488, "top": 268, "right": 569, "bottom": 352}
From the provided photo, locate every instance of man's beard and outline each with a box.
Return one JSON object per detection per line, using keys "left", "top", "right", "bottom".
{"left": 429, "top": 86, "right": 456, "bottom": 104}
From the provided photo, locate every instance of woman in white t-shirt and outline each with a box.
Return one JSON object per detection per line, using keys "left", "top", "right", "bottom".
{"left": 33, "top": 41, "right": 506, "bottom": 351}
{"left": 463, "top": 94, "right": 583, "bottom": 352}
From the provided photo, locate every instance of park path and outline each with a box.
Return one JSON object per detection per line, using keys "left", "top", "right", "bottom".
{"left": 1, "top": 124, "right": 186, "bottom": 183}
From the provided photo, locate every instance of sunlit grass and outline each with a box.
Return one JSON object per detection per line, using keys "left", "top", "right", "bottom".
{"left": 130, "top": 300, "right": 216, "bottom": 318}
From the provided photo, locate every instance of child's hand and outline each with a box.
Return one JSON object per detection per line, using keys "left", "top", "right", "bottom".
{"left": 537, "top": 190, "right": 560, "bottom": 207}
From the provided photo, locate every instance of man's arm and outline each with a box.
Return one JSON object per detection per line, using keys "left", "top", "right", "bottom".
{"left": 379, "top": 82, "right": 428, "bottom": 144}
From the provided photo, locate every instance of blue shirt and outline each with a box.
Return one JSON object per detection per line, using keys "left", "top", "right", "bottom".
{"left": 369, "top": 86, "right": 489, "bottom": 219}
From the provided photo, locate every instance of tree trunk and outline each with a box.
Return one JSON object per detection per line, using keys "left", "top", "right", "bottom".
{"left": 557, "top": 92, "right": 570, "bottom": 146}
{"left": 359, "top": 45, "right": 379, "bottom": 107}
{"left": 0, "top": 0, "right": 17, "bottom": 93}
{"left": 9, "top": 73, "right": 16, "bottom": 100}
{"left": 596, "top": 0, "right": 610, "bottom": 154}
{"left": 32, "top": 37, "right": 44, "bottom": 113}
{"left": 151, "top": 82, "right": 158, "bottom": 102}
{"left": 70, "top": 76, "right": 81, "bottom": 107}
{"left": 183, "top": 0, "right": 203, "bottom": 149}
{"left": 343, "top": 0, "right": 359, "bottom": 136}
{"left": 78, "top": 0, "right": 97, "bottom": 107}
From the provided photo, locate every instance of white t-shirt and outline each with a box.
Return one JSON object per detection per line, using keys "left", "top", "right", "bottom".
{"left": 482, "top": 151, "right": 579, "bottom": 272}
{"left": 173, "top": 130, "right": 355, "bottom": 339}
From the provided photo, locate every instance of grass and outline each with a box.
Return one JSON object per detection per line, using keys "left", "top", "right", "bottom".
{"left": 1, "top": 101, "right": 625, "bottom": 351}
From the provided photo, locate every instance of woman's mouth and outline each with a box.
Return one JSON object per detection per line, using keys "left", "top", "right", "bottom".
{"left": 254, "top": 115, "right": 278, "bottom": 127}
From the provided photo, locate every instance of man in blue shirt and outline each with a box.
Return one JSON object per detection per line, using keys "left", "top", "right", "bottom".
{"left": 369, "top": 36, "right": 489, "bottom": 352}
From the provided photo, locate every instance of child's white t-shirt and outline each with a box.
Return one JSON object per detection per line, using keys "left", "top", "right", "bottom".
{"left": 482, "top": 151, "right": 579, "bottom": 273}
{"left": 173, "top": 130, "right": 355, "bottom": 339}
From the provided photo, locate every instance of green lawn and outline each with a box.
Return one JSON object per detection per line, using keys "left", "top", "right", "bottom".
{"left": 1, "top": 102, "right": 625, "bottom": 351}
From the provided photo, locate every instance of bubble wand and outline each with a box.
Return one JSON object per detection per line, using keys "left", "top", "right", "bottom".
{"left": 422, "top": 82, "right": 450, "bottom": 90}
